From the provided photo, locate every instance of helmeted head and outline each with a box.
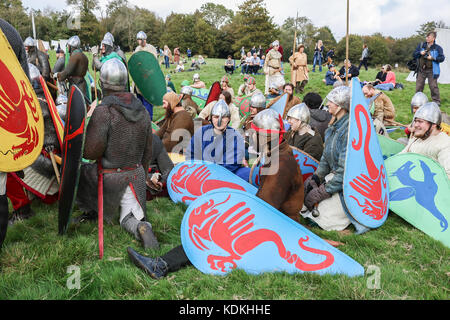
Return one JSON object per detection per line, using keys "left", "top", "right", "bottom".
{"left": 412, "top": 102, "right": 442, "bottom": 139}
{"left": 287, "top": 103, "right": 310, "bottom": 131}
{"left": 23, "top": 36, "right": 35, "bottom": 48}
{"left": 102, "top": 32, "right": 114, "bottom": 47}
{"left": 251, "top": 108, "right": 286, "bottom": 146}
{"left": 99, "top": 58, "right": 128, "bottom": 92}
{"left": 56, "top": 94, "right": 68, "bottom": 106}
{"left": 180, "top": 85, "right": 193, "bottom": 96}
{"left": 136, "top": 31, "right": 147, "bottom": 40}
{"left": 67, "top": 35, "right": 81, "bottom": 51}
{"left": 249, "top": 92, "right": 266, "bottom": 115}
{"left": 193, "top": 73, "right": 200, "bottom": 82}
{"left": 410, "top": 92, "right": 428, "bottom": 114}
{"left": 325, "top": 85, "right": 351, "bottom": 114}
{"left": 211, "top": 99, "right": 231, "bottom": 130}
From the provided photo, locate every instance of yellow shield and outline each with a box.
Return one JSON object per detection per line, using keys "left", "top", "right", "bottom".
{"left": 0, "top": 29, "right": 44, "bottom": 172}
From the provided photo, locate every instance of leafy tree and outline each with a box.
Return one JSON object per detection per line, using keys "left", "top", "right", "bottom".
{"left": 0, "top": 0, "right": 30, "bottom": 39}
{"left": 199, "top": 2, "right": 233, "bottom": 30}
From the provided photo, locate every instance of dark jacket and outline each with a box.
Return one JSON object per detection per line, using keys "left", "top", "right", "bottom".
{"left": 27, "top": 46, "right": 51, "bottom": 81}
{"left": 309, "top": 109, "right": 332, "bottom": 141}
{"left": 413, "top": 41, "right": 445, "bottom": 78}
{"left": 285, "top": 128, "right": 324, "bottom": 161}
{"left": 58, "top": 49, "right": 88, "bottom": 97}
{"left": 338, "top": 64, "right": 359, "bottom": 80}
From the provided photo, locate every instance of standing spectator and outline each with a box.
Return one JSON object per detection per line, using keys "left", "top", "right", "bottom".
{"left": 326, "top": 48, "right": 335, "bottom": 66}
{"left": 289, "top": 44, "right": 309, "bottom": 94}
{"left": 358, "top": 44, "right": 369, "bottom": 71}
{"left": 251, "top": 46, "right": 256, "bottom": 55}
{"left": 224, "top": 55, "right": 235, "bottom": 74}
{"left": 413, "top": 31, "right": 445, "bottom": 106}
{"left": 240, "top": 46, "right": 245, "bottom": 57}
{"left": 186, "top": 48, "right": 192, "bottom": 58}
{"left": 257, "top": 45, "right": 263, "bottom": 58}
{"left": 173, "top": 47, "right": 180, "bottom": 64}
{"left": 163, "top": 45, "right": 170, "bottom": 69}
{"left": 312, "top": 40, "right": 324, "bottom": 72}
{"left": 374, "top": 64, "right": 396, "bottom": 91}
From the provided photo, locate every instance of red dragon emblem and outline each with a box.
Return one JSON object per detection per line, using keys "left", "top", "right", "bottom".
{"left": 171, "top": 163, "right": 246, "bottom": 203}
{"left": 0, "top": 59, "right": 40, "bottom": 160}
{"left": 349, "top": 104, "right": 388, "bottom": 220}
{"left": 187, "top": 195, "right": 335, "bottom": 272}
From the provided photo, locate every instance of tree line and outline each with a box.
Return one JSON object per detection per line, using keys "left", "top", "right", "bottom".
{"left": 0, "top": 0, "right": 446, "bottom": 67}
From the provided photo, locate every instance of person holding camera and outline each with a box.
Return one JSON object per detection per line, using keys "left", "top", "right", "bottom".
{"left": 413, "top": 31, "right": 445, "bottom": 106}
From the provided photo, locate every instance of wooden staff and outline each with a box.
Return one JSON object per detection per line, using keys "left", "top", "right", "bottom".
{"left": 93, "top": 65, "right": 98, "bottom": 102}
{"left": 97, "top": 160, "right": 104, "bottom": 260}
{"left": 49, "top": 151, "right": 60, "bottom": 185}
{"left": 345, "top": 0, "right": 350, "bottom": 86}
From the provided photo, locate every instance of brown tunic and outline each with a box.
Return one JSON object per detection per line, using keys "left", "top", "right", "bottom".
{"left": 289, "top": 52, "right": 308, "bottom": 84}
{"left": 256, "top": 140, "right": 304, "bottom": 223}
{"left": 156, "top": 110, "right": 194, "bottom": 153}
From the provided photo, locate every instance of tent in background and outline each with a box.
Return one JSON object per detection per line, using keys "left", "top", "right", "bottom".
{"left": 406, "top": 28, "right": 450, "bottom": 84}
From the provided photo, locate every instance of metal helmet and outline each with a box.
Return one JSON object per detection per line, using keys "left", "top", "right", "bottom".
{"left": 101, "top": 32, "right": 114, "bottom": 48}
{"left": 410, "top": 92, "right": 428, "bottom": 113}
{"left": 211, "top": 100, "right": 231, "bottom": 127}
{"left": 136, "top": 31, "right": 147, "bottom": 40}
{"left": 250, "top": 92, "right": 266, "bottom": 109}
{"left": 99, "top": 58, "right": 128, "bottom": 91}
{"left": 286, "top": 103, "right": 310, "bottom": 125}
{"left": 326, "top": 85, "right": 351, "bottom": 110}
{"left": 28, "top": 63, "right": 40, "bottom": 82}
{"left": 413, "top": 102, "right": 442, "bottom": 126}
{"left": 67, "top": 35, "right": 81, "bottom": 49}
{"left": 180, "top": 86, "right": 193, "bottom": 95}
{"left": 252, "top": 109, "right": 284, "bottom": 132}
{"left": 23, "top": 36, "right": 35, "bottom": 47}
{"left": 193, "top": 73, "right": 200, "bottom": 81}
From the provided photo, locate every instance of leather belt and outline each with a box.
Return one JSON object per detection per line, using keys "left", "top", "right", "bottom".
{"left": 100, "top": 164, "right": 141, "bottom": 174}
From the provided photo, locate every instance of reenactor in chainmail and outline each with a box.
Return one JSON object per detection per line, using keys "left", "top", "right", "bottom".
{"left": 57, "top": 35, "right": 89, "bottom": 100}
{"left": 23, "top": 36, "right": 51, "bottom": 82}
{"left": 75, "top": 58, "right": 159, "bottom": 249}
{"left": 91, "top": 32, "right": 127, "bottom": 71}
{"left": 180, "top": 86, "right": 199, "bottom": 118}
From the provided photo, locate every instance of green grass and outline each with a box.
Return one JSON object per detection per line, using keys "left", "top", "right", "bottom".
{"left": 1, "top": 54, "right": 449, "bottom": 300}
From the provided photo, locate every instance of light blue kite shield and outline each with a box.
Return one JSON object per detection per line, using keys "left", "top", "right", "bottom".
{"left": 269, "top": 93, "right": 288, "bottom": 117}
{"left": 343, "top": 78, "right": 389, "bottom": 228}
{"left": 181, "top": 189, "right": 365, "bottom": 277}
{"left": 385, "top": 153, "right": 450, "bottom": 248}
{"left": 167, "top": 160, "right": 257, "bottom": 205}
{"left": 249, "top": 146, "right": 319, "bottom": 187}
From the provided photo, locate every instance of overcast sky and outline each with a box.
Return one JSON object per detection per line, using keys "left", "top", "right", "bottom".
{"left": 21, "top": 0, "right": 449, "bottom": 41}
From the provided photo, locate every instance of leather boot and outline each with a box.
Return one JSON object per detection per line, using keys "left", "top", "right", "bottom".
{"left": 127, "top": 247, "right": 168, "bottom": 279}
{"left": 8, "top": 203, "right": 35, "bottom": 226}
{"left": 121, "top": 213, "right": 159, "bottom": 249}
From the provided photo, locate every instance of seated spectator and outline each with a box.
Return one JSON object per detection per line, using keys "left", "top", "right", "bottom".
{"left": 285, "top": 103, "right": 324, "bottom": 160}
{"left": 197, "top": 55, "right": 206, "bottom": 64}
{"left": 198, "top": 90, "right": 241, "bottom": 130}
{"left": 259, "top": 55, "right": 265, "bottom": 71}
{"left": 165, "top": 74, "right": 176, "bottom": 93}
{"left": 323, "top": 64, "right": 339, "bottom": 86}
{"left": 224, "top": 55, "right": 235, "bottom": 74}
{"left": 243, "top": 52, "right": 253, "bottom": 74}
{"left": 373, "top": 66, "right": 387, "bottom": 86}
{"left": 174, "top": 61, "right": 184, "bottom": 73}
{"left": 250, "top": 52, "right": 261, "bottom": 75}
{"left": 338, "top": 59, "right": 359, "bottom": 81}
{"left": 303, "top": 92, "right": 331, "bottom": 141}
{"left": 187, "top": 58, "right": 200, "bottom": 72}
{"left": 374, "top": 64, "right": 395, "bottom": 91}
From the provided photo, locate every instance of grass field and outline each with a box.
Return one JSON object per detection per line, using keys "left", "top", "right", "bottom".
{"left": 0, "top": 53, "right": 449, "bottom": 300}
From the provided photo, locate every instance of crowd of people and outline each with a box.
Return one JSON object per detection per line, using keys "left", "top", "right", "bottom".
{"left": 0, "top": 18, "right": 449, "bottom": 282}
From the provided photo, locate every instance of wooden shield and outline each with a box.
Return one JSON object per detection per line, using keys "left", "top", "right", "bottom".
{"left": 58, "top": 85, "right": 86, "bottom": 235}
{"left": 343, "top": 78, "right": 389, "bottom": 229}
{"left": 377, "top": 134, "right": 405, "bottom": 160}
{"left": 0, "top": 29, "right": 44, "bottom": 172}
{"left": 205, "top": 81, "right": 221, "bottom": 107}
{"left": 386, "top": 153, "right": 450, "bottom": 248}
{"left": 39, "top": 75, "right": 64, "bottom": 151}
{"left": 128, "top": 51, "right": 166, "bottom": 106}
{"left": 235, "top": 95, "right": 252, "bottom": 118}
{"left": 167, "top": 160, "right": 257, "bottom": 205}
{"left": 191, "top": 87, "right": 210, "bottom": 109}
{"left": 181, "top": 189, "right": 364, "bottom": 277}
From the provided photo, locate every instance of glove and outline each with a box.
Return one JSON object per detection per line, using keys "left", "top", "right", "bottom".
{"left": 304, "top": 184, "right": 331, "bottom": 211}
{"left": 90, "top": 45, "right": 99, "bottom": 56}
{"left": 304, "top": 174, "right": 321, "bottom": 195}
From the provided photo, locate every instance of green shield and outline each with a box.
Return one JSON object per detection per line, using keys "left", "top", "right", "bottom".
{"left": 128, "top": 51, "right": 166, "bottom": 106}
{"left": 377, "top": 134, "right": 405, "bottom": 160}
{"left": 386, "top": 153, "right": 450, "bottom": 248}
{"left": 191, "top": 88, "right": 210, "bottom": 109}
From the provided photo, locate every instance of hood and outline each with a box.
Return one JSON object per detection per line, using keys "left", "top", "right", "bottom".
{"left": 310, "top": 108, "right": 332, "bottom": 122}
{"left": 101, "top": 92, "right": 147, "bottom": 122}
